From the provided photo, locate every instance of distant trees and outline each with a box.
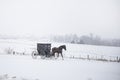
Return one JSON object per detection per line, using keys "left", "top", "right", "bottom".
{"left": 51, "top": 34, "right": 120, "bottom": 47}
{"left": 52, "top": 34, "right": 79, "bottom": 43}
{"left": 78, "top": 33, "right": 101, "bottom": 45}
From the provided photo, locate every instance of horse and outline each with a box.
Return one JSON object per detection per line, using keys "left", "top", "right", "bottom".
{"left": 51, "top": 45, "right": 66, "bottom": 59}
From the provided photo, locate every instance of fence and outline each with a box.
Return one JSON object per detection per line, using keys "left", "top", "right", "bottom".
{"left": 67, "top": 54, "right": 120, "bottom": 63}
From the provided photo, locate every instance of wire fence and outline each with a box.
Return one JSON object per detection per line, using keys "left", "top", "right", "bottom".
{"left": 65, "top": 54, "right": 120, "bottom": 63}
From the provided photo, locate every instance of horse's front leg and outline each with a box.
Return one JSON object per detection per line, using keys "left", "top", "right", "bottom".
{"left": 60, "top": 53, "right": 64, "bottom": 60}
{"left": 53, "top": 53, "right": 56, "bottom": 57}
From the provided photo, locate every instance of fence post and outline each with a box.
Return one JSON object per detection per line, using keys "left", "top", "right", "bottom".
{"left": 109, "top": 56, "right": 111, "bottom": 61}
{"left": 118, "top": 57, "right": 120, "bottom": 62}
{"left": 96, "top": 56, "right": 97, "bottom": 60}
{"left": 73, "top": 56, "right": 74, "bottom": 59}
{"left": 116, "top": 56, "right": 118, "bottom": 62}
{"left": 79, "top": 55, "right": 81, "bottom": 59}
{"left": 87, "top": 55, "right": 90, "bottom": 60}
{"left": 101, "top": 55, "right": 103, "bottom": 60}
{"left": 117, "top": 57, "right": 120, "bottom": 62}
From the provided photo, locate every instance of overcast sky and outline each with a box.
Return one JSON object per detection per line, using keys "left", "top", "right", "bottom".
{"left": 0, "top": 0, "right": 120, "bottom": 39}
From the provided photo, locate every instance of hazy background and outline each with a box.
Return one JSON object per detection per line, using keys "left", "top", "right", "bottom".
{"left": 0, "top": 0, "right": 120, "bottom": 39}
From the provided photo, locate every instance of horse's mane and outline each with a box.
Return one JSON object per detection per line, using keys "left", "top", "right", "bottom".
{"left": 59, "top": 45, "right": 66, "bottom": 50}
{"left": 59, "top": 45, "right": 66, "bottom": 47}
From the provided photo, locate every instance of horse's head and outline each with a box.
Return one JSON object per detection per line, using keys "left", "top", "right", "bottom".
{"left": 60, "top": 45, "right": 66, "bottom": 51}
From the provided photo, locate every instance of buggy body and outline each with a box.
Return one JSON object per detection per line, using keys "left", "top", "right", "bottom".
{"left": 32, "top": 43, "right": 51, "bottom": 59}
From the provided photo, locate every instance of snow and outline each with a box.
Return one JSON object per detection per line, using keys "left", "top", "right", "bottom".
{"left": 0, "top": 39, "right": 120, "bottom": 57}
{"left": 0, "top": 55, "right": 120, "bottom": 80}
{"left": 0, "top": 39, "right": 120, "bottom": 80}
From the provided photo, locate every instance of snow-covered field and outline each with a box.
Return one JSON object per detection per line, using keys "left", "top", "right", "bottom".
{"left": 0, "top": 39, "right": 120, "bottom": 57}
{"left": 0, "top": 55, "right": 120, "bottom": 80}
{"left": 0, "top": 39, "right": 120, "bottom": 80}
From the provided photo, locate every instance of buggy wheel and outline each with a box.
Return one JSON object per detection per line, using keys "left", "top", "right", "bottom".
{"left": 32, "top": 51, "right": 38, "bottom": 59}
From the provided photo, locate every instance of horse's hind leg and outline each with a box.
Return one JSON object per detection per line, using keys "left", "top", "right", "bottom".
{"left": 57, "top": 53, "right": 59, "bottom": 57}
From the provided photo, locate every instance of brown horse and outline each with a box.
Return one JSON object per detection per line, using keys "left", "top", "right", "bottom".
{"left": 52, "top": 45, "right": 66, "bottom": 59}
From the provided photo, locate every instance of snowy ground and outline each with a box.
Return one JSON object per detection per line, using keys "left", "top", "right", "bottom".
{"left": 0, "top": 39, "right": 120, "bottom": 80}
{"left": 0, "top": 55, "right": 120, "bottom": 80}
{"left": 0, "top": 39, "right": 120, "bottom": 57}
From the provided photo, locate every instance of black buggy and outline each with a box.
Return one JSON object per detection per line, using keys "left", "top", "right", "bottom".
{"left": 32, "top": 43, "right": 52, "bottom": 59}
{"left": 32, "top": 43, "right": 66, "bottom": 59}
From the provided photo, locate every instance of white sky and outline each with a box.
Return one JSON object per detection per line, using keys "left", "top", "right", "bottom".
{"left": 0, "top": 0, "right": 120, "bottom": 39}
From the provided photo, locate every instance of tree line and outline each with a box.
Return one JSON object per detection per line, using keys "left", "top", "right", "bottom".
{"left": 51, "top": 34, "right": 120, "bottom": 47}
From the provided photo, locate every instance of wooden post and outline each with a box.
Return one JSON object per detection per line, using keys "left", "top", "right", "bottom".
{"left": 116, "top": 56, "right": 119, "bottom": 62}
{"left": 79, "top": 55, "right": 81, "bottom": 59}
{"left": 119, "top": 57, "right": 120, "bottom": 62}
{"left": 87, "top": 55, "right": 90, "bottom": 60}
{"left": 73, "top": 56, "right": 74, "bottom": 59}
{"left": 109, "top": 56, "right": 111, "bottom": 61}
{"left": 116, "top": 56, "right": 118, "bottom": 62}
{"left": 96, "top": 56, "right": 97, "bottom": 60}
{"left": 101, "top": 55, "right": 103, "bottom": 60}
